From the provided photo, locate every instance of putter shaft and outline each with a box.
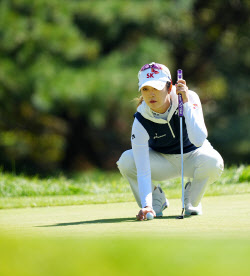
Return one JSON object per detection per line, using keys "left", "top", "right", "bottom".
{"left": 177, "top": 69, "right": 185, "bottom": 219}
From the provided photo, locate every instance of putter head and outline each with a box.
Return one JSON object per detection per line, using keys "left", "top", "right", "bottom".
{"left": 176, "top": 208, "right": 184, "bottom": 219}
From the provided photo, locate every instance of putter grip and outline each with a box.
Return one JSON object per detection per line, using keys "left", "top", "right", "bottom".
{"left": 177, "top": 69, "right": 183, "bottom": 117}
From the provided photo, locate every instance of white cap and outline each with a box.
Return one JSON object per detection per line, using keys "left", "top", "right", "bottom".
{"left": 138, "top": 62, "right": 171, "bottom": 91}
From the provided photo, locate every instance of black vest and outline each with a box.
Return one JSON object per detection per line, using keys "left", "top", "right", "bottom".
{"left": 134, "top": 111, "right": 199, "bottom": 154}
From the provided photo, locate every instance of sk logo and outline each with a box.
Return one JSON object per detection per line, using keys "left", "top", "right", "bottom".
{"left": 147, "top": 68, "right": 159, "bottom": 78}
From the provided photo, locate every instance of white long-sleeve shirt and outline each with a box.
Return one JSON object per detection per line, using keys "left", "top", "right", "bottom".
{"left": 131, "top": 87, "right": 208, "bottom": 208}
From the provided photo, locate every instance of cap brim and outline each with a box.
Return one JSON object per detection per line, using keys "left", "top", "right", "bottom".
{"left": 139, "top": 80, "right": 166, "bottom": 91}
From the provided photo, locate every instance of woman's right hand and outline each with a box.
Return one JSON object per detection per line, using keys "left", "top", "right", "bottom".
{"left": 136, "top": 206, "right": 156, "bottom": 221}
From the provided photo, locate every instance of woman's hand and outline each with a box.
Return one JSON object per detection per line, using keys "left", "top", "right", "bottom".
{"left": 136, "top": 206, "right": 156, "bottom": 221}
{"left": 175, "top": 79, "right": 189, "bottom": 103}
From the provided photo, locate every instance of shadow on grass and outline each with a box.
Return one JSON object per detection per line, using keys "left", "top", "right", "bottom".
{"left": 37, "top": 216, "right": 182, "bottom": 227}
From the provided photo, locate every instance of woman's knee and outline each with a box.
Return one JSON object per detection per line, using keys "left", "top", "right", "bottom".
{"left": 202, "top": 152, "right": 224, "bottom": 180}
{"left": 117, "top": 150, "right": 135, "bottom": 175}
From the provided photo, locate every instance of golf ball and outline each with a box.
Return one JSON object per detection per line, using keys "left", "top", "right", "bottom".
{"left": 146, "top": 212, "right": 154, "bottom": 220}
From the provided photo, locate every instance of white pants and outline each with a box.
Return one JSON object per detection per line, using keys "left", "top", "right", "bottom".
{"left": 117, "top": 140, "right": 224, "bottom": 207}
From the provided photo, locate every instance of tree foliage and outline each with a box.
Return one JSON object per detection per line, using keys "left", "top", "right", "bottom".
{"left": 0, "top": 0, "right": 249, "bottom": 173}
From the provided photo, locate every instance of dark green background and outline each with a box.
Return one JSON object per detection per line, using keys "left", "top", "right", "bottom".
{"left": 0, "top": 0, "right": 249, "bottom": 174}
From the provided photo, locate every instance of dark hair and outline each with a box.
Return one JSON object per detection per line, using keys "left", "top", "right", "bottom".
{"left": 165, "top": 81, "right": 171, "bottom": 89}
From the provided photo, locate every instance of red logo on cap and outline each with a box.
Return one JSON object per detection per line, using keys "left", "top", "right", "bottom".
{"left": 151, "top": 68, "right": 159, "bottom": 74}
{"left": 147, "top": 68, "right": 159, "bottom": 78}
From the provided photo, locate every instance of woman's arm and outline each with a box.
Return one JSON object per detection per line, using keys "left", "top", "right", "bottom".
{"left": 176, "top": 80, "right": 208, "bottom": 147}
{"left": 183, "top": 91, "right": 208, "bottom": 147}
{"left": 131, "top": 118, "right": 153, "bottom": 209}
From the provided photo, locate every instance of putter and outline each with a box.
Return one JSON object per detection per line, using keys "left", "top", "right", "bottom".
{"left": 176, "top": 69, "right": 185, "bottom": 219}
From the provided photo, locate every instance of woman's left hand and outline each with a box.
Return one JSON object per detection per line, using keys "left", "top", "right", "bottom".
{"left": 175, "top": 79, "right": 189, "bottom": 103}
{"left": 136, "top": 206, "right": 156, "bottom": 221}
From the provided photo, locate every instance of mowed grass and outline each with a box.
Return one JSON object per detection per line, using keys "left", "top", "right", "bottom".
{"left": 0, "top": 165, "right": 249, "bottom": 209}
{"left": 0, "top": 235, "right": 249, "bottom": 276}
{"left": 1, "top": 194, "right": 249, "bottom": 237}
{"left": 0, "top": 166, "right": 249, "bottom": 276}
{"left": 0, "top": 194, "right": 250, "bottom": 276}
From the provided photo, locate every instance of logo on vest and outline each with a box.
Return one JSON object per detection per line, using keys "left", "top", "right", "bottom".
{"left": 153, "top": 133, "right": 166, "bottom": 139}
{"left": 131, "top": 134, "right": 135, "bottom": 139}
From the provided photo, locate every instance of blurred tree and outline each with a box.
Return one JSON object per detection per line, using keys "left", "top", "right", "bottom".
{"left": 191, "top": 0, "right": 250, "bottom": 164}
{"left": 0, "top": 0, "right": 249, "bottom": 173}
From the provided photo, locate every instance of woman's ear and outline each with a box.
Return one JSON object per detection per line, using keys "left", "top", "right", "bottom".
{"left": 168, "top": 83, "right": 172, "bottom": 93}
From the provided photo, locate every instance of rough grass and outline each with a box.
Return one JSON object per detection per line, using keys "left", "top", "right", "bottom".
{"left": 0, "top": 165, "right": 249, "bottom": 209}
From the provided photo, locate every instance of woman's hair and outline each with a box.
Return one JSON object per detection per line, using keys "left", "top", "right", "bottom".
{"left": 136, "top": 95, "right": 144, "bottom": 108}
{"left": 135, "top": 81, "right": 172, "bottom": 108}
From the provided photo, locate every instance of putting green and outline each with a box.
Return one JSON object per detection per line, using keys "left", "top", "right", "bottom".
{"left": 0, "top": 194, "right": 249, "bottom": 238}
{"left": 0, "top": 194, "right": 250, "bottom": 276}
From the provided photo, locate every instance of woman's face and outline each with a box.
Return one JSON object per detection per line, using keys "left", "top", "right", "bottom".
{"left": 140, "top": 84, "right": 170, "bottom": 113}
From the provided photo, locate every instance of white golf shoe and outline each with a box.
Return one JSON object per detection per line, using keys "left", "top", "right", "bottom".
{"left": 184, "top": 182, "right": 202, "bottom": 216}
{"left": 152, "top": 185, "right": 169, "bottom": 217}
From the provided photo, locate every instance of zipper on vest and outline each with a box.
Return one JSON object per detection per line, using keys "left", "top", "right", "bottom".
{"left": 167, "top": 121, "right": 175, "bottom": 138}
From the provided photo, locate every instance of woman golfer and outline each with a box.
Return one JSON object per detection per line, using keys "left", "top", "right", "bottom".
{"left": 117, "top": 62, "right": 224, "bottom": 221}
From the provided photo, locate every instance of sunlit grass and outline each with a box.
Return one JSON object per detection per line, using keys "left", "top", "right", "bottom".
{"left": 0, "top": 235, "right": 249, "bottom": 276}
{"left": 0, "top": 165, "right": 249, "bottom": 209}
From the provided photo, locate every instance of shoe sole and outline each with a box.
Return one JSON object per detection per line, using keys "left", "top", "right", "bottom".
{"left": 185, "top": 211, "right": 202, "bottom": 216}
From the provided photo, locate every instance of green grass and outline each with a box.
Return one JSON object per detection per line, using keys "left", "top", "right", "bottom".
{"left": 0, "top": 194, "right": 135, "bottom": 209}
{"left": 0, "top": 194, "right": 250, "bottom": 276}
{"left": 0, "top": 167, "right": 249, "bottom": 275}
{"left": 1, "top": 194, "right": 249, "bottom": 237}
{"left": 0, "top": 165, "right": 249, "bottom": 209}
{"left": 0, "top": 235, "right": 249, "bottom": 276}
